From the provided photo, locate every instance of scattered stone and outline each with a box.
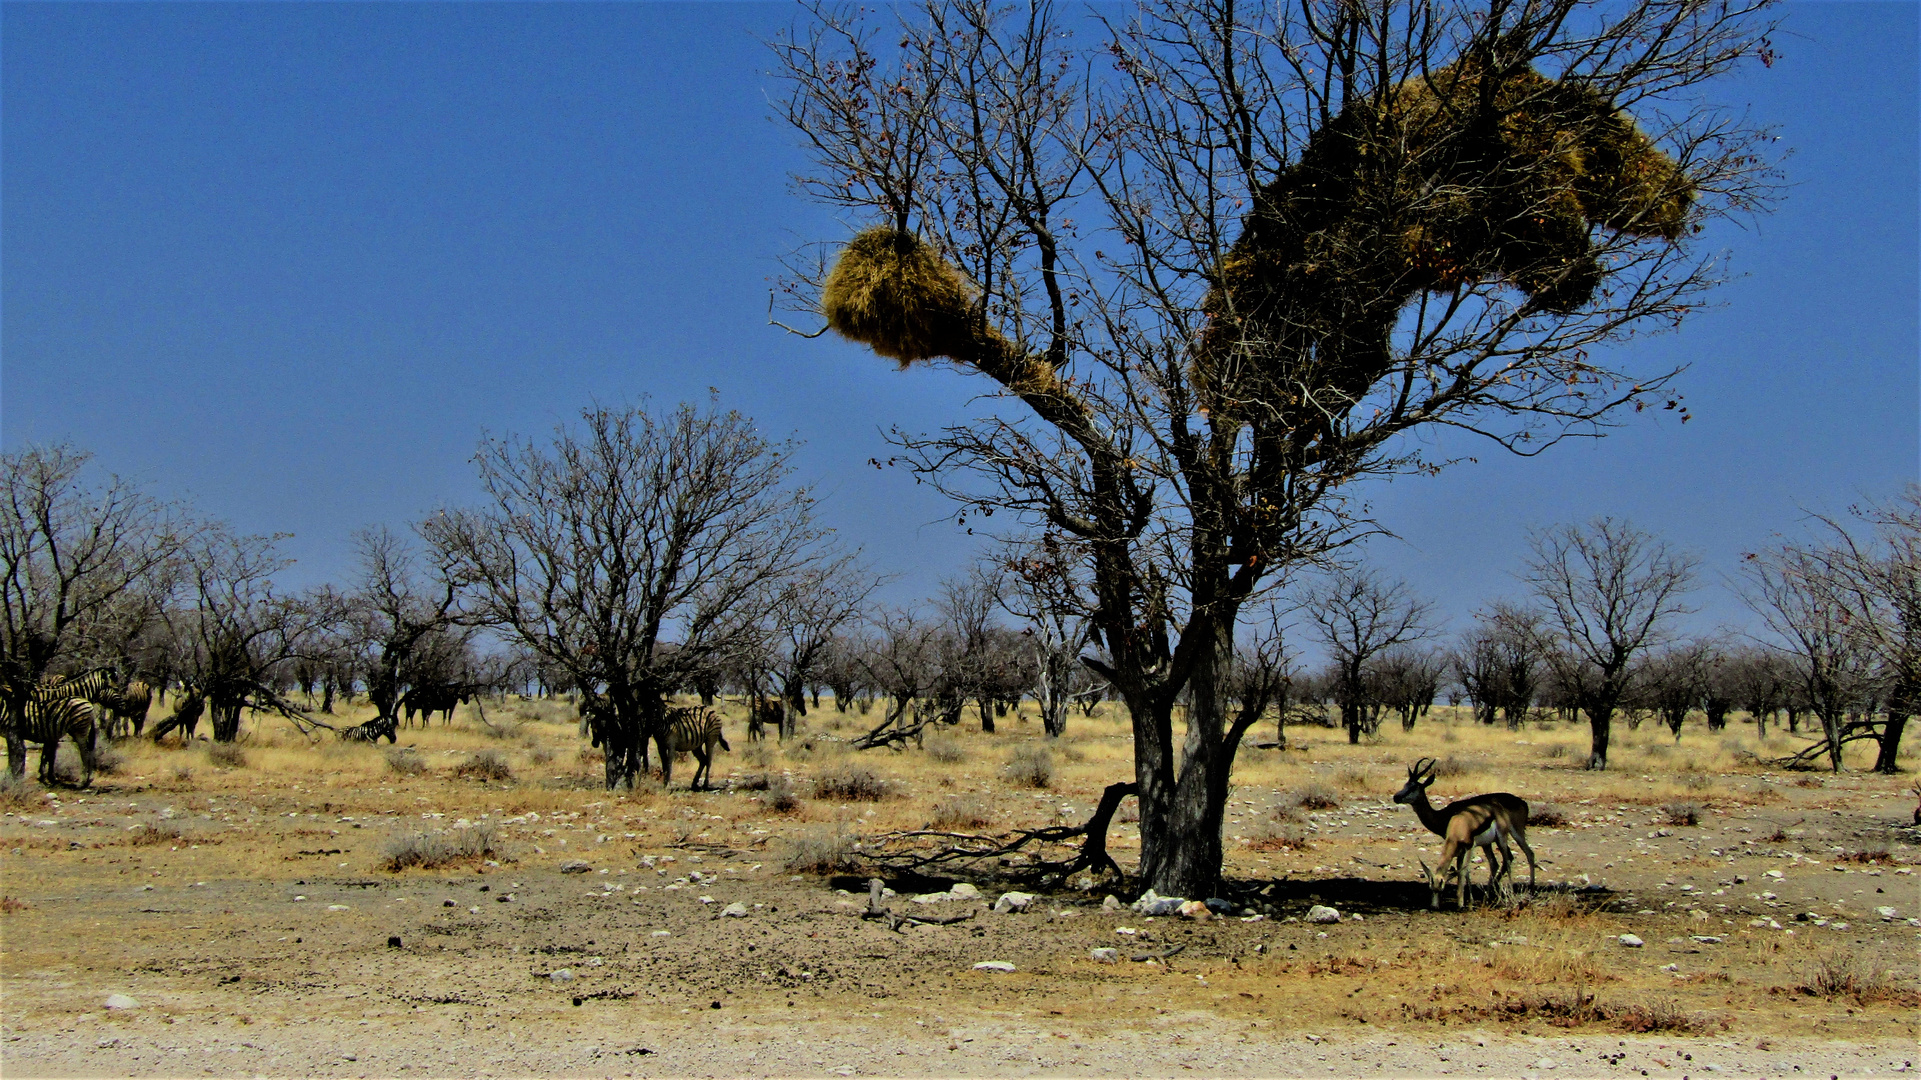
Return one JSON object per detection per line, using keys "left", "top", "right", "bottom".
{"left": 1203, "top": 897, "right": 1235, "bottom": 914}
{"left": 1534, "top": 1057, "right": 1557, "bottom": 1070}
{"left": 327, "top": 904, "right": 349, "bottom": 911}
{"left": 1131, "top": 889, "right": 1185, "bottom": 916}
{"left": 993, "top": 891, "right": 1034, "bottom": 913}
{"left": 1089, "top": 948, "right": 1119, "bottom": 963}
{"left": 720, "top": 902, "right": 749, "bottom": 918}
{"left": 1306, "top": 905, "right": 1342, "bottom": 924}
{"left": 1764, "top": 870, "right": 1784, "bottom": 879}
{"left": 1177, "top": 900, "right": 1212, "bottom": 920}
{"left": 442, "top": 899, "right": 456, "bottom": 907}
{"left": 698, "top": 895, "right": 716, "bottom": 904}
{"left": 387, "top": 936, "right": 402, "bottom": 949}
{"left": 560, "top": 860, "right": 593, "bottom": 874}
{"left": 1876, "top": 906, "right": 1899, "bottom": 920}
{"left": 1690, "top": 935, "right": 1723, "bottom": 944}
{"left": 550, "top": 969, "right": 575, "bottom": 983}
{"left": 949, "top": 883, "right": 981, "bottom": 899}
{"left": 1617, "top": 934, "right": 1645, "bottom": 948}
{"left": 1102, "top": 895, "right": 1123, "bottom": 911}
{"left": 103, "top": 994, "right": 139, "bottom": 1011}
{"left": 972, "top": 961, "right": 1016, "bottom": 973}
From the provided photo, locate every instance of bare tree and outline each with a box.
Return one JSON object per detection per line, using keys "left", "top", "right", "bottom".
{"left": 760, "top": 554, "right": 879, "bottom": 736}
{"left": 159, "top": 525, "right": 339, "bottom": 742}
{"left": 1369, "top": 645, "right": 1447, "bottom": 732}
{"left": 1721, "top": 644, "right": 1787, "bottom": 738}
{"left": 1452, "top": 602, "right": 1547, "bottom": 729}
{"left": 0, "top": 443, "right": 184, "bottom": 731}
{"left": 1526, "top": 518, "right": 1697, "bottom": 769}
{"left": 999, "top": 538, "right": 1103, "bottom": 737}
{"left": 1634, "top": 638, "right": 1718, "bottom": 742}
{"left": 775, "top": 0, "right": 1776, "bottom": 893}
{"left": 1305, "top": 569, "right": 1436, "bottom": 744}
{"left": 849, "top": 609, "right": 948, "bottom": 749}
{"left": 424, "top": 402, "right": 830, "bottom": 788}
{"left": 1813, "top": 488, "right": 1921, "bottom": 773}
{"left": 337, "top": 526, "right": 474, "bottom": 726}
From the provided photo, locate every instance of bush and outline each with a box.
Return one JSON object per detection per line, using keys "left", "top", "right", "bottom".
{"left": 1838, "top": 847, "right": 1894, "bottom": 865}
{"left": 1429, "top": 755, "right": 1471, "bottom": 778}
{"left": 207, "top": 743, "right": 247, "bottom": 769}
{"left": 1528, "top": 802, "right": 1570, "bottom": 828}
{"left": 743, "top": 743, "right": 777, "bottom": 770}
{"left": 1003, "top": 746, "right": 1054, "bottom": 790}
{"left": 1246, "top": 816, "right": 1311, "bottom": 851}
{"left": 783, "top": 825, "right": 857, "bottom": 875}
{"left": 171, "top": 765, "right": 194, "bottom": 784}
{"left": 814, "top": 763, "right": 888, "bottom": 801}
{"left": 452, "top": 750, "right": 513, "bottom": 782}
{"left": 380, "top": 825, "right": 502, "bottom": 872}
{"left": 526, "top": 744, "right": 554, "bottom": 767}
{"left": 385, "top": 748, "right": 428, "bottom": 776}
{"left": 1791, "top": 955, "right": 1921, "bottom": 1007}
{"left": 929, "top": 794, "right": 993, "bottom": 830}
{"left": 0, "top": 772, "right": 40, "bottom": 813}
{"left": 737, "top": 772, "right": 774, "bottom": 791}
{"left": 93, "top": 745, "right": 126, "bottom": 775}
{"left": 129, "top": 822, "right": 185, "bottom": 847}
{"left": 767, "top": 775, "right": 802, "bottom": 814}
{"left": 1662, "top": 801, "right": 1703, "bottom": 827}
{"left": 924, "top": 737, "right": 966, "bottom": 764}
{"left": 1286, "top": 783, "right": 1339, "bottom": 810}
{"left": 1540, "top": 742, "right": 1574, "bottom": 760}
{"left": 1334, "top": 765, "right": 1371, "bottom": 790}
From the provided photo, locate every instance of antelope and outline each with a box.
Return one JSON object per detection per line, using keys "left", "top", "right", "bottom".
{"left": 1393, "top": 757, "right": 1536, "bottom": 909}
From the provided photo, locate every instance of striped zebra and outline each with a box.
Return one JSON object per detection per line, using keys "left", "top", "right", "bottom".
{"left": 658, "top": 706, "right": 728, "bottom": 791}
{"left": 341, "top": 715, "right": 398, "bottom": 744}
{"left": 2, "top": 666, "right": 122, "bottom": 778}
{"left": 2, "top": 697, "right": 99, "bottom": 786}
{"left": 98, "top": 680, "right": 154, "bottom": 739}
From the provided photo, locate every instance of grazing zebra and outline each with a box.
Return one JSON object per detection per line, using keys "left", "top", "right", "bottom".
{"left": 341, "top": 715, "right": 398, "bottom": 744}
{"left": 401, "top": 684, "right": 465, "bottom": 727}
{"left": 658, "top": 706, "right": 728, "bottom": 791}
{"left": 747, "top": 696, "right": 783, "bottom": 742}
{"left": 148, "top": 692, "right": 205, "bottom": 745}
{"left": 3, "top": 697, "right": 100, "bottom": 786}
{"left": 98, "top": 680, "right": 154, "bottom": 738}
{"left": 2, "top": 666, "right": 123, "bottom": 777}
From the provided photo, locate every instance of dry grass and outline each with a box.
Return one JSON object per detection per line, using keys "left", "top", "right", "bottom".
{"left": 783, "top": 824, "right": 858, "bottom": 875}
{"left": 814, "top": 763, "right": 888, "bottom": 802}
{"left": 385, "top": 748, "right": 428, "bottom": 776}
{"left": 1286, "top": 783, "right": 1340, "bottom": 810}
{"left": 451, "top": 750, "right": 513, "bottom": 782}
{"left": 1003, "top": 746, "right": 1054, "bottom": 789}
{"left": 928, "top": 794, "right": 993, "bottom": 830}
{"left": 1403, "top": 989, "right": 1717, "bottom": 1034}
{"left": 380, "top": 824, "right": 502, "bottom": 872}
{"left": 207, "top": 742, "right": 247, "bottom": 769}
{"left": 924, "top": 736, "right": 966, "bottom": 764}
{"left": 127, "top": 822, "right": 185, "bottom": 847}
{"left": 0, "top": 772, "right": 40, "bottom": 812}
{"left": 0, "top": 895, "right": 28, "bottom": 914}
{"left": 1662, "top": 801, "right": 1703, "bottom": 826}
{"left": 1784, "top": 955, "right": 1921, "bottom": 1008}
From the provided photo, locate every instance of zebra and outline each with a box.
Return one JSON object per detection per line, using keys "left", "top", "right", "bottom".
{"left": 401, "top": 684, "right": 465, "bottom": 727}
{"left": 148, "top": 692, "right": 205, "bottom": 744}
{"left": 2, "top": 697, "right": 99, "bottom": 786}
{"left": 341, "top": 715, "right": 398, "bottom": 744}
{"left": 747, "top": 696, "right": 783, "bottom": 743}
{"left": 658, "top": 706, "right": 728, "bottom": 791}
{"left": 98, "top": 680, "right": 154, "bottom": 738}
{"left": 2, "top": 666, "right": 123, "bottom": 777}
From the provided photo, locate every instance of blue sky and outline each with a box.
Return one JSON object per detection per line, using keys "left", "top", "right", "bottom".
{"left": 3, "top": 1, "right": 1915, "bottom": 650}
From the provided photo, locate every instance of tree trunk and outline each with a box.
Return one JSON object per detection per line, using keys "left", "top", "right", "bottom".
{"left": 978, "top": 697, "right": 995, "bottom": 734}
{"left": 211, "top": 697, "right": 244, "bottom": 743}
{"left": 1584, "top": 700, "right": 1613, "bottom": 770}
{"left": 1874, "top": 711, "right": 1908, "bottom": 774}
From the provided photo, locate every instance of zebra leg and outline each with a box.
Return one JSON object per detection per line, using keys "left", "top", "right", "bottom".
{"left": 78, "top": 723, "right": 97, "bottom": 788}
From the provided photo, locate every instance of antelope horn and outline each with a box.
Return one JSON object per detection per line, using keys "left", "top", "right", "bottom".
{"left": 1418, "top": 858, "right": 1436, "bottom": 887}
{"left": 1410, "top": 756, "right": 1437, "bottom": 779}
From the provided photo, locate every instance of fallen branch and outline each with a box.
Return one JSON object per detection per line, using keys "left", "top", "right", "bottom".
{"left": 852, "top": 781, "right": 1137, "bottom": 889}
{"left": 859, "top": 876, "right": 979, "bottom": 932}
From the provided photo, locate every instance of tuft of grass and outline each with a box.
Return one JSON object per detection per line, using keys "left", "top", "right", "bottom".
{"left": 736, "top": 772, "right": 774, "bottom": 791}
{"left": 1662, "top": 801, "right": 1703, "bottom": 826}
{"left": 924, "top": 737, "right": 966, "bottom": 764}
{"left": 814, "top": 763, "right": 888, "bottom": 801}
{"left": 385, "top": 748, "right": 428, "bottom": 776}
{"left": 1787, "top": 955, "right": 1921, "bottom": 1007}
{"left": 1540, "top": 742, "right": 1575, "bottom": 760}
{"left": 766, "top": 775, "right": 802, "bottom": 814}
{"left": 743, "top": 743, "right": 777, "bottom": 770}
{"left": 93, "top": 745, "right": 126, "bottom": 775}
{"left": 0, "top": 895, "right": 28, "bottom": 914}
{"left": 1003, "top": 746, "right": 1054, "bottom": 789}
{"left": 783, "top": 825, "right": 858, "bottom": 875}
{"left": 1682, "top": 771, "right": 1714, "bottom": 792}
{"left": 207, "top": 742, "right": 247, "bottom": 769}
{"left": 0, "top": 772, "right": 40, "bottom": 812}
{"left": 1529, "top": 802, "right": 1570, "bottom": 828}
{"left": 526, "top": 744, "right": 554, "bottom": 767}
{"left": 928, "top": 794, "right": 993, "bottom": 830}
{"left": 1429, "top": 755, "right": 1472, "bottom": 778}
{"left": 1334, "top": 765, "right": 1371, "bottom": 790}
{"left": 452, "top": 750, "right": 513, "bottom": 783}
{"left": 1286, "top": 783, "right": 1340, "bottom": 810}
{"left": 380, "top": 825, "right": 502, "bottom": 872}
{"left": 1245, "top": 816, "right": 1311, "bottom": 851}
{"left": 1403, "top": 990, "right": 1716, "bottom": 1034}
{"left": 128, "top": 822, "right": 185, "bottom": 847}
{"left": 1838, "top": 847, "right": 1894, "bottom": 865}
{"left": 172, "top": 765, "right": 194, "bottom": 784}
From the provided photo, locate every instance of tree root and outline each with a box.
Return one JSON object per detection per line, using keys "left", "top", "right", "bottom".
{"left": 852, "top": 780, "right": 1138, "bottom": 890}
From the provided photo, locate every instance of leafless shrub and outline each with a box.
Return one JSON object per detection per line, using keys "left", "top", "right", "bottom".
{"left": 1334, "top": 765, "right": 1370, "bottom": 789}
{"left": 737, "top": 772, "right": 775, "bottom": 791}
{"left": 1540, "top": 742, "right": 1574, "bottom": 760}
{"left": 380, "top": 825, "right": 502, "bottom": 872}
{"left": 384, "top": 748, "right": 427, "bottom": 776}
{"left": 1787, "top": 955, "right": 1921, "bottom": 1007}
{"left": 743, "top": 743, "right": 777, "bottom": 769}
{"left": 1003, "top": 746, "right": 1053, "bottom": 789}
{"left": 814, "top": 763, "right": 888, "bottom": 801}
{"left": 1057, "top": 742, "right": 1084, "bottom": 763}
{"left": 924, "top": 736, "right": 966, "bottom": 764}
{"left": 452, "top": 750, "right": 513, "bottom": 782}
{"left": 1529, "top": 803, "right": 1570, "bottom": 828}
{"left": 483, "top": 721, "right": 524, "bottom": 742}
{"left": 783, "top": 825, "right": 857, "bottom": 875}
{"left": 171, "top": 765, "right": 194, "bottom": 784}
{"left": 929, "top": 794, "right": 993, "bottom": 829}
{"left": 0, "top": 895, "right": 27, "bottom": 914}
{"left": 1662, "top": 801, "right": 1703, "bottom": 826}
{"left": 1245, "top": 817, "right": 1311, "bottom": 851}
{"left": 0, "top": 773, "right": 40, "bottom": 812}
{"left": 1682, "top": 772, "right": 1714, "bottom": 791}
{"left": 128, "top": 822, "right": 184, "bottom": 847}
{"left": 1838, "top": 847, "right": 1894, "bottom": 865}
{"left": 766, "top": 775, "right": 802, "bottom": 814}
{"left": 1286, "top": 784, "right": 1339, "bottom": 810}
{"left": 92, "top": 745, "right": 126, "bottom": 775}
{"left": 207, "top": 743, "right": 247, "bottom": 769}
{"left": 1429, "top": 755, "right": 1471, "bottom": 778}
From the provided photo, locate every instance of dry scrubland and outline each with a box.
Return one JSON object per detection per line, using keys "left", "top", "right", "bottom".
{"left": 3, "top": 695, "right": 1918, "bottom": 1078}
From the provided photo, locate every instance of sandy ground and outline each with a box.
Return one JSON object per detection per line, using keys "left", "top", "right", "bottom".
{"left": 3, "top": 704, "right": 1918, "bottom": 1078}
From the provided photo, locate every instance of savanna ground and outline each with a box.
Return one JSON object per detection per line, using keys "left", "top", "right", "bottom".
{"left": 2, "top": 695, "right": 1917, "bottom": 1079}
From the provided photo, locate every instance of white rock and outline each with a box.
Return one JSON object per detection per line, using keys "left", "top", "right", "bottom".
{"left": 1534, "top": 1058, "right": 1557, "bottom": 1070}
{"left": 1102, "top": 894, "right": 1123, "bottom": 911}
{"left": 720, "top": 902, "right": 749, "bottom": 918}
{"left": 1617, "top": 934, "right": 1644, "bottom": 948}
{"left": 972, "top": 961, "right": 1016, "bottom": 973}
{"left": 1089, "top": 947, "right": 1120, "bottom": 963}
{"left": 1876, "top": 906, "right": 1899, "bottom": 919}
{"left": 326, "top": 904, "right": 349, "bottom": 911}
{"left": 1177, "top": 900, "right": 1212, "bottom": 920}
{"left": 550, "top": 969, "right": 575, "bottom": 983}
{"left": 1306, "top": 905, "right": 1342, "bottom": 924}
{"left": 994, "top": 891, "right": 1034, "bottom": 913}
{"left": 1131, "top": 889, "right": 1186, "bottom": 916}
{"left": 103, "top": 994, "right": 139, "bottom": 1010}
{"left": 560, "top": 860, "right": 593, "bottom": 874}
{"left": 949, "top": 883, "right": 981, "bottom": 899}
